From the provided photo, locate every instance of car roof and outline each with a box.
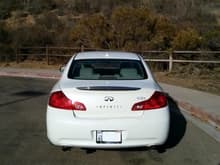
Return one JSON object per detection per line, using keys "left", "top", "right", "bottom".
{"left": 74, "top": 51, "right": 141, "bottom": 60}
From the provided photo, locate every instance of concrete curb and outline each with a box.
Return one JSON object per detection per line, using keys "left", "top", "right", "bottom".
{"left": 1, "top": 69, "right": 220, "bottom": 130}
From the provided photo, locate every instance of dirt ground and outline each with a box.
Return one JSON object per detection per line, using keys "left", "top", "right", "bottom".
{"left": 0, "top": 61, "right": 61, "bottom": 69}
{"left": 154, "top": 72, "right": 220, "bottom": 96}
{"left": 1, "top": 61, "right": 220, "bottom": 96}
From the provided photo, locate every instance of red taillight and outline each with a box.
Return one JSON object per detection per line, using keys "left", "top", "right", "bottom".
{"left": 49, "top": 91, "right": 86, "bottom": 111}
{"left": 132, "top": 91, "right": 167, "bottom": 111}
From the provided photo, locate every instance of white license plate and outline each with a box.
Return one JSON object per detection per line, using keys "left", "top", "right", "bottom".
{"left": 96, "top": 131, "right": 122, "bottom": 143}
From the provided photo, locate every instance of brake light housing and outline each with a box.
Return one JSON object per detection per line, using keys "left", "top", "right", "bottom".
{"left": 49, "top": 91, "right": 86, "bottom": 111}
{"left": 132, "top": 91, "right": 167, "bottom": 111}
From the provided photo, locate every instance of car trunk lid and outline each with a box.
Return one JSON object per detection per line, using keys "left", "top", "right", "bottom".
{"left": 60, "top": 79, "right": 160, "bottom": 118}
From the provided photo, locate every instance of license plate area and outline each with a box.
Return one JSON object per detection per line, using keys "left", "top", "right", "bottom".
{"left": 96, "top": 130, "right": 122, "bottom": 144}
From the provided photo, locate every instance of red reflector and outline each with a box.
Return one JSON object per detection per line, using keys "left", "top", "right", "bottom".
{"left": 132, "top": 91, "right": 167, "bottom": 111}
{"left": 49, "top": 91, "right": 86, "bottom": 111}
{"left": 73, "top": 101, "right": 87, "bottom": 111}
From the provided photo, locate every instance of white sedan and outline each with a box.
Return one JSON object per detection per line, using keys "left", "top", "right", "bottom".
{"left": 46, "top": 51, "right": 170, "bottom": 149}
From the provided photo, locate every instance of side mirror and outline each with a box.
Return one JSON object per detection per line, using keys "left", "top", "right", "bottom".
{"left": 59, "top": 65, "right": 66, "bottom": 73}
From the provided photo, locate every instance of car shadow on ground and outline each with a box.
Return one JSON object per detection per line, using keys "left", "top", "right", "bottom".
{"left": 0, "top": 90, "right": 48, "bottom": 107}
{"left": 161, "top": 95, "right": 187, "bottom": 150}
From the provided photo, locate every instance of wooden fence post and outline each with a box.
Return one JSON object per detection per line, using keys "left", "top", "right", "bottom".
{"left": 81, "top": 45, "right": 84, "bottom": 52}
{"left": 169, "top": 51, "right": 173, "bottom": 72}
{"left": 16, "top": 47, "right": 19, "bottom": 64}
{"left": 46, "top": 46, "right": 49, "bottom": 65}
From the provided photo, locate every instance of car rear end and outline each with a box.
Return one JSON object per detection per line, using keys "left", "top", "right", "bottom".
{"left": 46, "top": 52, "right": 170, "bottom": 148}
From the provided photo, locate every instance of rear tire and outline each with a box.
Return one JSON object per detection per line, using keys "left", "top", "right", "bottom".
{"left": 62, "top": 146, "right": 72, "bottom": 152}
{"left": 150, "top": 146, "right": 166, "bottom": 153}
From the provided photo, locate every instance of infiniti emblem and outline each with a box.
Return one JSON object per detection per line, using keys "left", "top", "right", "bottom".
{"left": 104, "top": 96, "right": 114, "bottom": 102}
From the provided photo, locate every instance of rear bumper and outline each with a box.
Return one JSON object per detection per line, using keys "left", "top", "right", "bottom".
{"left": 46, "top": 106, "right": 170, "bottom": 148}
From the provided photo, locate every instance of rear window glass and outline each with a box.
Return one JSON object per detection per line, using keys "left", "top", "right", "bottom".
{"left": 68, "top": 59, "right": 147, "bottom": 80}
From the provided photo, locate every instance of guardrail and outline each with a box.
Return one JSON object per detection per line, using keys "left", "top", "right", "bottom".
{"left": 15, "top": 46, "right": 220, "bottom": 72}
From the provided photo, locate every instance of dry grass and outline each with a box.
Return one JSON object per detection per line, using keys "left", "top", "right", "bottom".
{"left": 0, "top": 61, "right": 60, "bottom": 69}
{"left": 154, "top": 72, "right": 220, "bottom": 96}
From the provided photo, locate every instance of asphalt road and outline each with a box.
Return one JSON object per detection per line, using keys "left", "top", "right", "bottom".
{"left": 0, "top": 77, "right": 220, "bottom": 165}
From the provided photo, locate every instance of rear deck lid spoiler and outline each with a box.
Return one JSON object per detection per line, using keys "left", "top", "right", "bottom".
{"left": 76, "top": 86, "right": 141, "bottom": 91}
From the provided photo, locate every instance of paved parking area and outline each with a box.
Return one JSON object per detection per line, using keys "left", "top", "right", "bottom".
{"left": 0, "top": 77, "right": 220, "bottom": 165}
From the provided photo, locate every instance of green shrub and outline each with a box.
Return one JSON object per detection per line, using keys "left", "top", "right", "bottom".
{"left": 12, "top": 25, "right": 54, "bottom": 47}
{"left": 0, "top": 25, "right": 14, "bottom": 62}
{"left": 70, "top": 7, "right": 175, "bottom": 50}
{"left": 71, "top": 14, "right": 111, "bottom": 48}
{"left": 148, "top": 16, "right": 175, "bottom": 50}
{"left": 172, "top": 28, "right": 202, "bottom": 50}
{"left": 110, "top": 7, "right": 155, "bottom": 49}
{"left": 203, "top": 30, "right": 220, "bottom": 51}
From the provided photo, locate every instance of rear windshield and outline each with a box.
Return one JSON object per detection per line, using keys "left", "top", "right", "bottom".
{"left": 68, "top": 59, "right": 147, "bottom": 80}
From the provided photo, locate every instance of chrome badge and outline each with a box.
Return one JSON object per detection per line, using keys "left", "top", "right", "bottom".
{"left": 104, "top": 96, "right": 114, "bottom": 102}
